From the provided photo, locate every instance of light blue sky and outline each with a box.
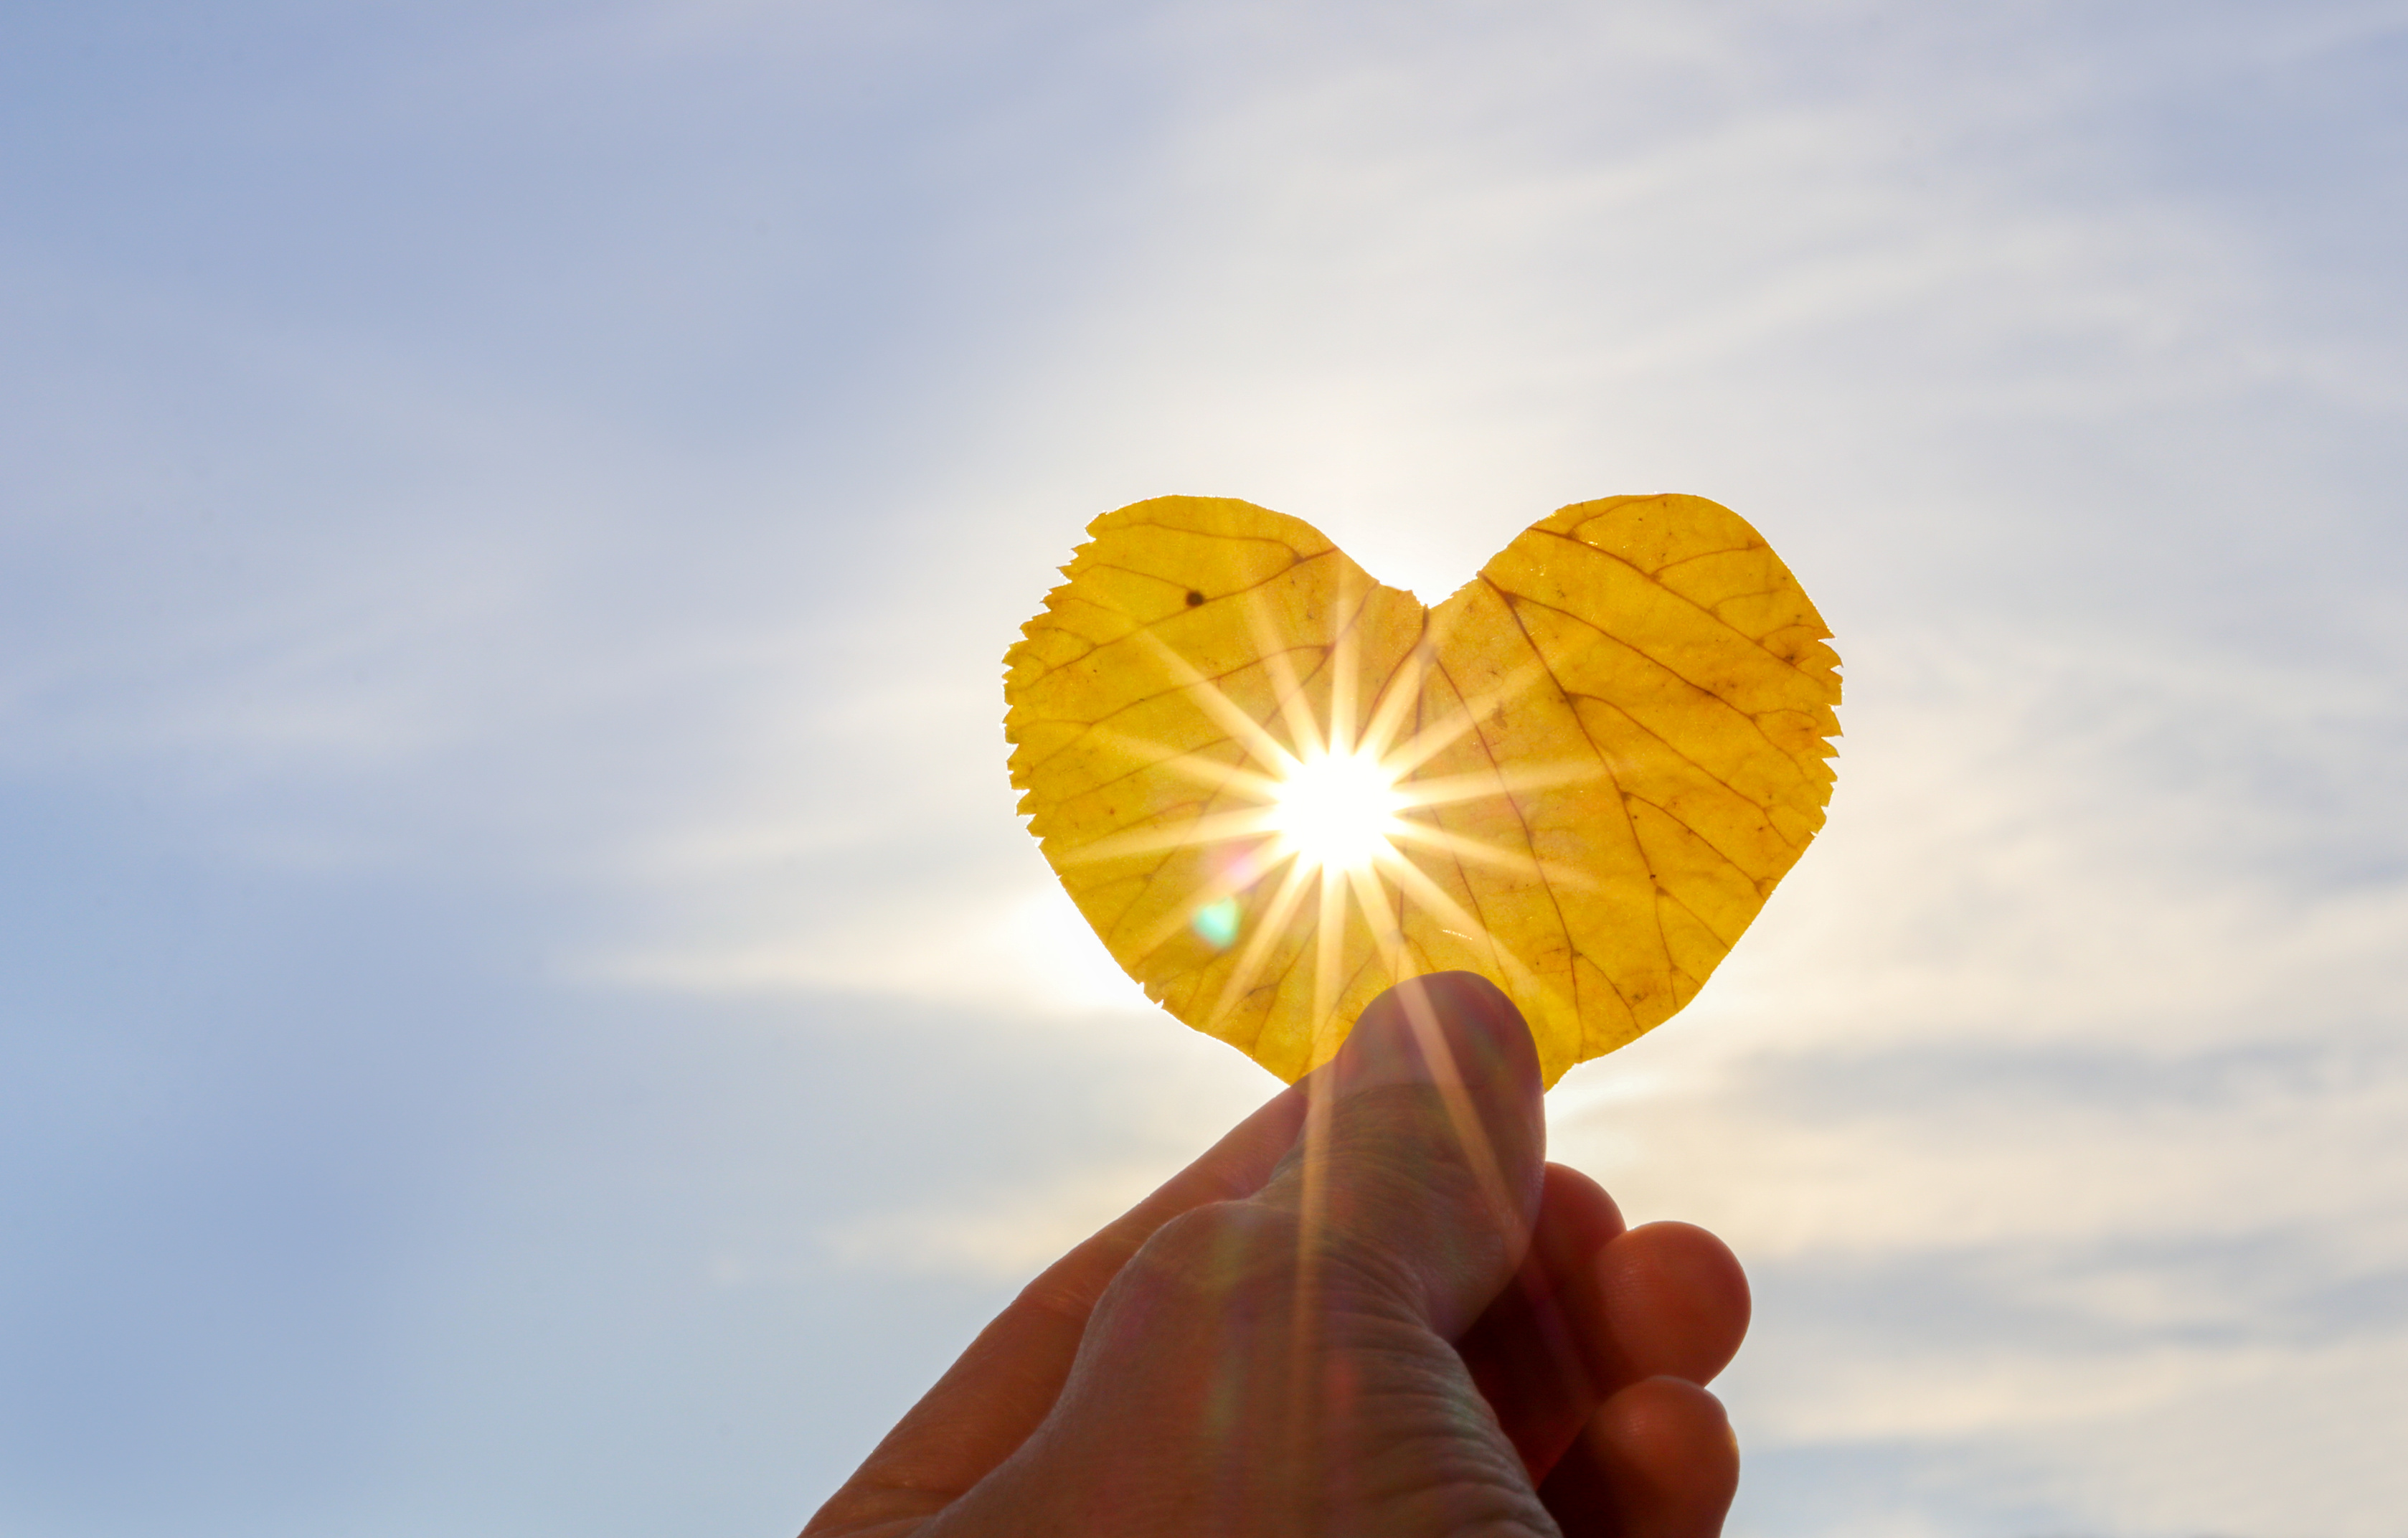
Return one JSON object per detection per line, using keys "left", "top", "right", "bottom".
{"left": 3, "top": 3, "right": 2404, "bottom": 1535}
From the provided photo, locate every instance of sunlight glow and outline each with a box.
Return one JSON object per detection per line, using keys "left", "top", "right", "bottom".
{"left": 1062, "top": 603, "right": 1587, "bottom": 1069}
{"left": 1269, "top": 750, "right": 1404, "bottom": 875}
{"left": 1025, "top": 582, "right": 1625, "bottom": 1085}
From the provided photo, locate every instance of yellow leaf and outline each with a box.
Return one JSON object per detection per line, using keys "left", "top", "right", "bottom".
{"left": 1002, "top": 494, "right": 1842, "bottom": 1087}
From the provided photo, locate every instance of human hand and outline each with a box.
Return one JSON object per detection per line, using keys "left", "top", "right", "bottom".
{"left": 803, "top": 972, "right": 1750, "bottom": 1537}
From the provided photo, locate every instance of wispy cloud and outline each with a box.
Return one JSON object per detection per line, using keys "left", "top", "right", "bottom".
{"left": 1548, "top": 623, "right": 2405, "bottom": 1536}
{"left": 1, "top": 2, "right": 2400, "bottom": 1534}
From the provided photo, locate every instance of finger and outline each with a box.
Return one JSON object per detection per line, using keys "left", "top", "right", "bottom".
{"left": 950, "top": 974, "right": 1552, "bottom": 1534}
{"left": 1588, "top": 1222, "right": 1751, "bottom": 1388}
{"left": 1022, "top": 1080, "right": 1316, "bottom": 1316}
{"left": 1258, "top": 971, "right": 1547, "bottom": 1339}
{"left": 1538, "top": 1377, "right": 1740, "bottom": 1538}
{"left": 1524, "top": 1165, "right": 1628, "bottom": 1301}
{"left": 1460, "top": 1206, "right": 1747, "bottom": 1488}
{"left": 802, "top": 1081, "right": 1309, "bottom": 1536}
{"left": 1457, "top": 1163, "right": 1625, "bottom": 1477}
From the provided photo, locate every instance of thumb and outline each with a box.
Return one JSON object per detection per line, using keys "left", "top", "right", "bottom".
{"left": 1267, "top": 971, "right": 1547, "bottom": 1339}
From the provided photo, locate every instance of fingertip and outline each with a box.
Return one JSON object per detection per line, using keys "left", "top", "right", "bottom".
{"left": 1326, "top": 973, "right": 1547, "bottom": 1220}
{"left": 1338, "top": 971, "right": 1538, "bottom": 1100}
{"left": 1293, "top": 973, "right": 1547, "bottom": 1337}
{"left": 1535, "top": 1164, "right": 1626, "bottom": 1269}
{"left": 1539, "top": 1377, "right": 1739, "bottom": 1538}
{"left": 1593, "top": 1222, "right": 1751, "bottom": 1387}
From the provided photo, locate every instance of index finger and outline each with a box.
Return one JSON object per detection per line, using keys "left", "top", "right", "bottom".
{"left": 803, "top": 1079, "right": 1309, "bottom": 1536}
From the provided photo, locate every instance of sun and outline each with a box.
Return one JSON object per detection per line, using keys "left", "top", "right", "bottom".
{"left": 1267, "top": 749, "right": 1404, "bottom": 876}
{"left": 1051, "top": 590, "right": 1588, "bottom": 1074}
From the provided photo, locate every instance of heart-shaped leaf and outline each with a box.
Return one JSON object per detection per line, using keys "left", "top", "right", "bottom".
{"left": 1003, "top": 495, "right": 1841, "bottom": 1087}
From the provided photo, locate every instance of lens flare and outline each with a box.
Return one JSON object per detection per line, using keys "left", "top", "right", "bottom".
{"left": 1190, "top": 895, "right": 1242, "bottom": 948}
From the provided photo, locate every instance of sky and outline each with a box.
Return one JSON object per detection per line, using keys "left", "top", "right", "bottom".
{"left": 1, "top": 1, "right": 2404, "bottom": 1535}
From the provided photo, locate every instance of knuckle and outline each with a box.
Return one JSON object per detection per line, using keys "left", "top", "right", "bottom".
{"left": 1118, "top": 1199, "right": 1301, "bottom": 1307}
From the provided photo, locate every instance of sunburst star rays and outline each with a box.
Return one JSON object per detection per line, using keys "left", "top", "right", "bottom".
{"left": 1052, "top": 618, "right": 1598, "bottom": 1070}
{"left": 1006, "top": 494, "right": 1843, "bottom": 1091}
